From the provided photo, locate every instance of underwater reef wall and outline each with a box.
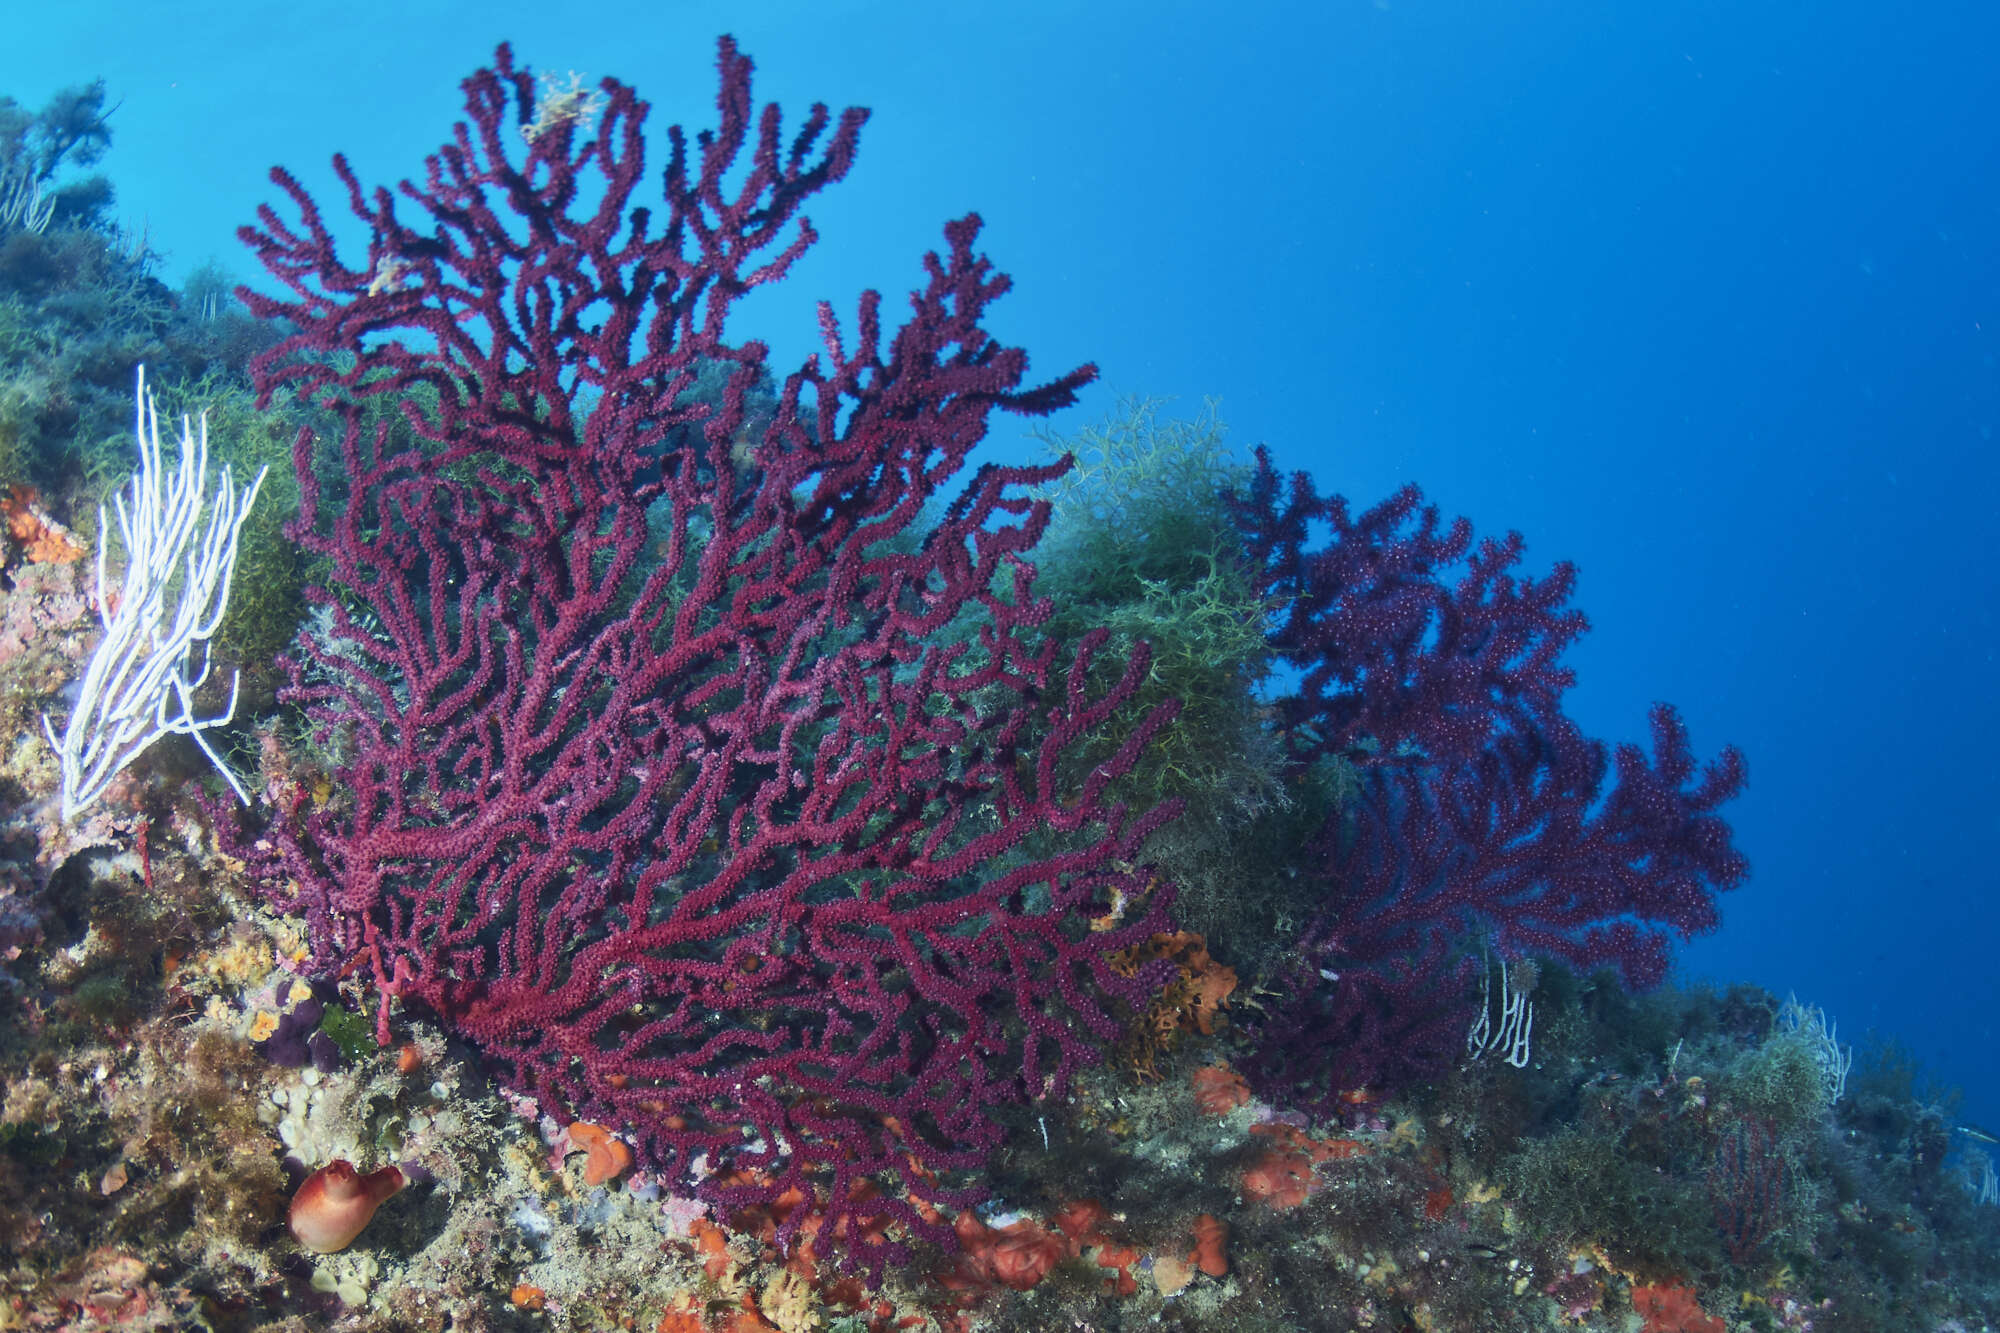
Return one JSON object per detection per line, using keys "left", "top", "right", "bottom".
{"left": 6, "top": 35, "right": 1999, "bottom": 1333}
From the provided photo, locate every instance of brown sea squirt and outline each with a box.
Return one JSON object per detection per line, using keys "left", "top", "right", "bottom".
{"left": 289, "top": 1160, "right": 406, "bottom": 1252}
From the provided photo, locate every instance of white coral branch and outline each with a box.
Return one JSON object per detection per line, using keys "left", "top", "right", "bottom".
{"left": 42, "top": 366, "right": 268, "bottom": 819}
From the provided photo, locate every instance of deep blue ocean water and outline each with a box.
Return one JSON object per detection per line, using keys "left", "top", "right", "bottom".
{"left": 5, "top": 1, "right": 1995, "bottom": 1123}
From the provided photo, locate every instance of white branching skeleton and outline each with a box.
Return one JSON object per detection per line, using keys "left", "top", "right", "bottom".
{"left": 43, "top": 367, "right": 267, "bottom": 818}
{"left": 1466, "top": 954, "right": 1535, "bottom": 1069}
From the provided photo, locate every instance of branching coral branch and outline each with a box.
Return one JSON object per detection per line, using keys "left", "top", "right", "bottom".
{"left": 44, "top": 367, "right": 265, "bottom": 818}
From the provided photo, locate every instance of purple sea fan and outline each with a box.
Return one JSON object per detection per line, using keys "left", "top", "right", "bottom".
{"left": 1234, "top": 444, "right": 1590, "bottom": 769}
{"left": 223, "top": 38, "right": 1179, "bottom": 1275}
{"left": 1236, "top": 455, "right": 1747, "bottom": 1107}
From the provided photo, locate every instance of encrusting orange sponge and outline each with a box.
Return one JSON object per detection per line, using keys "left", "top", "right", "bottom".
{"left": 1191, "top": 1212, "right": 1229, "bottom": 1276}
{"left": 567, "top": 1122, "right": 636, "bottom": 1186}
{"left": 289, "top": 1160, "right": 406, "bottom": 1253}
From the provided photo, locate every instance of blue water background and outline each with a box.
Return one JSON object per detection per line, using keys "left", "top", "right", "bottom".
{"left": 5, "top": 2, "right": 1995, "bottom": 1120}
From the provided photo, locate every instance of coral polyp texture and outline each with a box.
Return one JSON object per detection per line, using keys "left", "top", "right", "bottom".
{"left": 222, "top": 38, "right": 1177, "bottom": 1272}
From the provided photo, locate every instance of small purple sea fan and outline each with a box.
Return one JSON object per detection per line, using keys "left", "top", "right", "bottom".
{"left": 1236, "top": 454, "right": 1747, "bottom": 1108}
